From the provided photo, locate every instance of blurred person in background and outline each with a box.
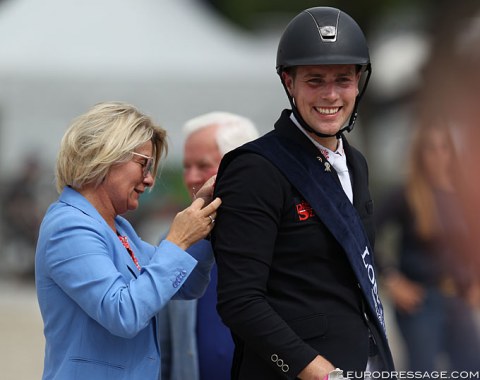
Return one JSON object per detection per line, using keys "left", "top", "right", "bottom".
{"left": 35, "top": 101, "right": 221, "bottom": 380}
{"left": 375, "top": 120, "right": 480, "bottom": 372}
{"left": 159, "top": 111, "right": 259, "bottom": 380}
{"left": 212, "top": 7, "right": 394, "bottom": 380}
{"left": 439, "top": 5, "right": 480, "bottom": 284}
{"left": 1, "top": 155, "right": 45, "bottom": 279}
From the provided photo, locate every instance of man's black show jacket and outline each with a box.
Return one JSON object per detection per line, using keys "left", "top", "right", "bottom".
{"left": 212, "top": 110, "right": 394, "bottom": 379}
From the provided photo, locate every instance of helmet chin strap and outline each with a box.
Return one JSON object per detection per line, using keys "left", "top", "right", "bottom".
{"left": 281, "top": 64, "right": 371, "bottom": 139}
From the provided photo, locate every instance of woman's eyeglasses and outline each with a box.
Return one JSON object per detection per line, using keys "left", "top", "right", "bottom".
{"left": 131, "top": 152, "right": 154, "bottom": 178}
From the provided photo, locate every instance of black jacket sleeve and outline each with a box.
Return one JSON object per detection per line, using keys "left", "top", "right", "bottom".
{"left": 212, "top": 152, "right": 318, "bottom": 379}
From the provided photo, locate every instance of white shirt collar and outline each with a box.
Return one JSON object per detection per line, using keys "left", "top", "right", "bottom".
{"left": 289, "top": 113, "right": 345, "bottom": 161}
{"left": 290, "top": 113, "right": 353, "bottom": 203}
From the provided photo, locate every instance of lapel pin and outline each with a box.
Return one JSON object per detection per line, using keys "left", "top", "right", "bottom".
{"left": 324, "top": 162, "right": 331, "bottom": 172}
{"left": 316, "top": 156, "right": 323, "bottom": 163}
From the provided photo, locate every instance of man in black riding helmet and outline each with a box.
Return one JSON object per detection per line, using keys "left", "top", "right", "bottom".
{"left": 212, "top": 7, "right": 395, "bottom": 380}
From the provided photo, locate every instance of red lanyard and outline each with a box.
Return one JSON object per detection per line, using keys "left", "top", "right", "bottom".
{"left": 117, "top": 234, "right": 141, "bottom": 271}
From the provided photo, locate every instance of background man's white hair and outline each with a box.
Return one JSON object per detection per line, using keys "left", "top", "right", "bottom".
{"left": 183, "top": 111, "right": 259, "bottom": 155}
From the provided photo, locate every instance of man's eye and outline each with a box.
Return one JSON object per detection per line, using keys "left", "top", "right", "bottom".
{"left": 337, "top": 77, "right": 354, "bottom": 84}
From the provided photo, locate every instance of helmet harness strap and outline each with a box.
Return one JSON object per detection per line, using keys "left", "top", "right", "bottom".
{"left": 280, "top": 63, "right": 371, "bottom": 139}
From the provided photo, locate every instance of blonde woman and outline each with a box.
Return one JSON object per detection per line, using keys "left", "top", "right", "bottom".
{"left": 376, "top": 121, "right": 480, "bottom": 371}
{"left": 35, "top": 102, "right": 221, "bottom": 380}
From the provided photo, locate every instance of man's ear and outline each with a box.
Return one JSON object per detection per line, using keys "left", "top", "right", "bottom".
{"left": 356, "top": 71, "right": 362, "bottom": 95}
{"left": 281, "top": 71, "right": 294, "bottom": 96}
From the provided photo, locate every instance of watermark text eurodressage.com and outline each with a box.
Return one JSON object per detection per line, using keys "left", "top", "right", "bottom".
{"left": 345, "top": 371, "right": 480, "bottom": 379}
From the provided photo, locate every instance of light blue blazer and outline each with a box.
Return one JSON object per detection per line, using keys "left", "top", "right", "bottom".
{"left": 35, "top": 186, "right": 214, "bottom": 380}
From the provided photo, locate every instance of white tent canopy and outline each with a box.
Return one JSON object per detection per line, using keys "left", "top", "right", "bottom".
{"left": 0, "top": 0, "right": 286, "bottom": 174}
{"left": 0, "top": 0, "right": 276, "bottom": 78}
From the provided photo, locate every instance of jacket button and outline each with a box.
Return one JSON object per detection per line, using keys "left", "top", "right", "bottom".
{"left": 271, "top": 354, "right": 278, "bottom": 363}
{"left": 282, "top": 364, "right": 289, "bottom": 372}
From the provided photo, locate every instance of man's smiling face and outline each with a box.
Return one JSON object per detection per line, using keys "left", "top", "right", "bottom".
{"left": 282, "top": 64, "right": 360, "bottom": 140}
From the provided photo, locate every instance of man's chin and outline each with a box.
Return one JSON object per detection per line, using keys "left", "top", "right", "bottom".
{"left": 309, "top": 125, "right": 341, "bottom": 137}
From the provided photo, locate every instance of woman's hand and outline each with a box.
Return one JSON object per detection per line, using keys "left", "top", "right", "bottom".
{"left": 193, "top": 175, "right": 216, "bottom": 205}
{"left": 166, "top": 197, "right": 221, "bottom": 250}
{"left": 385, "top": 272, "right": 425, "bottom": 313}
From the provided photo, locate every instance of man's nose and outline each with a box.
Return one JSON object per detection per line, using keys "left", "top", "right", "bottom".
{"left": 184, "top": 167, "right": 204, "bottom": 185}
{"left": 320, "top": 82, "right": 339, "bottom": 99}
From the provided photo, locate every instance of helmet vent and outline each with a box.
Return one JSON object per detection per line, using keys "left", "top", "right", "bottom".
{"left": 319, "top": 26, "right": 337, "bottom": 42}
{"left": 305, "top": 9, "right": 340, "bottom": 43}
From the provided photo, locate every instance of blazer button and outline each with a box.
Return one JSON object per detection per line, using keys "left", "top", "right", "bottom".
{"left": 282, "top": 364, "right": 289, "bottom": 372}
{"left": 277, "top": 359, "right": 284, "bottom": 367}
{"left": 271, "top": 354, "right": 278, "bottom": 363}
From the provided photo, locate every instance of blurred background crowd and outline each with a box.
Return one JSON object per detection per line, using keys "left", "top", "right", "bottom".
{"left": 0, "top": 0, "right": 479, "bottom": 378}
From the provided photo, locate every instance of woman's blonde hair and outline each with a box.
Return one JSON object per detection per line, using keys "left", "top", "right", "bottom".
{"left": 405, "top": 120, "right": 457, "bottom": 239}
{"left": 56, "top": 101, "right": 167, "bottom": 193}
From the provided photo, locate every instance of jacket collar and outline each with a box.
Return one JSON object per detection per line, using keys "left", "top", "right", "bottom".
{"left": 274, "top": 109, "right": 365, "bottom": 205}
{"left": 274, "top": 110, "right": 319, "bottom": 157}
{"left": 59, "top": 186, "right": 111, "bottom": 228}
{"left": 274, "top": 109, "right": 353, "bottom": 158}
